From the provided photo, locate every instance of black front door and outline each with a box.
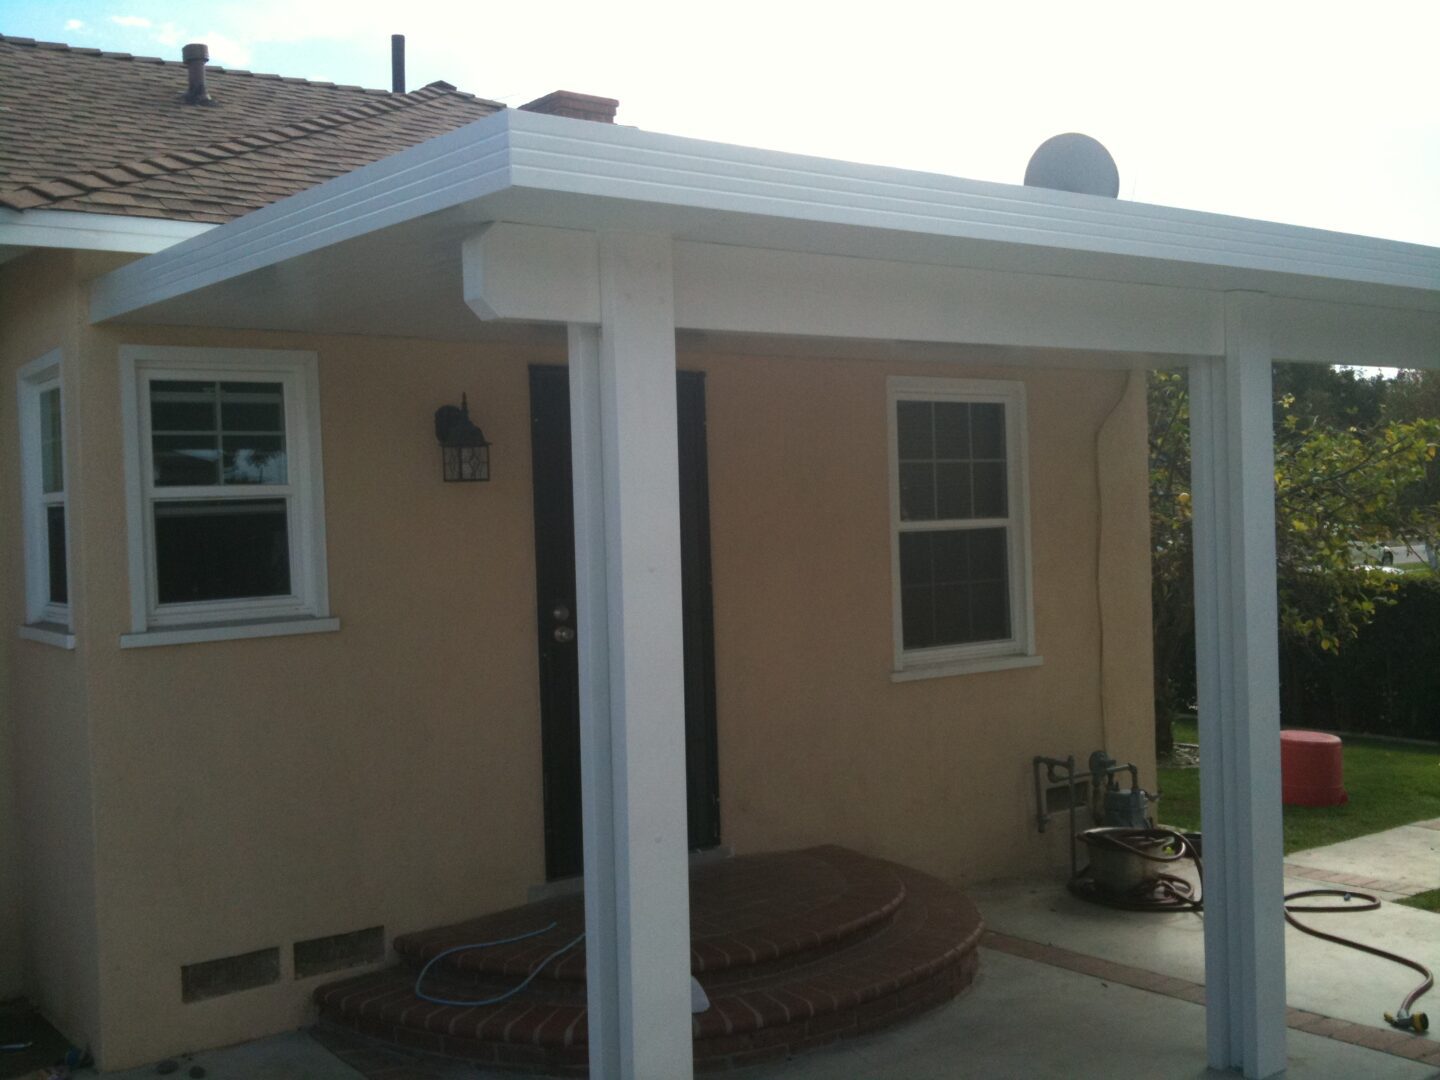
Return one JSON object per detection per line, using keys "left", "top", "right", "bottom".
{"left": 528, "top": 365, "right": 721, "bottom": 881}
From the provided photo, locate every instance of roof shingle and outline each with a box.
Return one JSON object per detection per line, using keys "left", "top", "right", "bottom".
{"left": 0, "top": 34, "right": 506, "bottom": 222}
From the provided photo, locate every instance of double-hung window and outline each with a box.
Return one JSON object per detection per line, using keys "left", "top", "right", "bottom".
{"left": 120, "top": 347, "right": 334, "bottom": 646}
{"left": 17, "top": 350, "right": 72, "bottom": 642}
{"left": 888, "top": 376, "right": 1036, "bottom": 677}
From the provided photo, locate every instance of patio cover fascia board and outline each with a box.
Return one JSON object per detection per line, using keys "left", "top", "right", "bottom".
{"left": 88, "top": 110, "right": 1440, "bottom": 369}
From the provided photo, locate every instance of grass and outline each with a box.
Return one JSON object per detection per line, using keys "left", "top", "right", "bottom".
{"left": 1157, "top": 718, "right": 1440, "bottom": 855}
{"left": 1399, "top": 887, "right": 1440, "bottom": 913}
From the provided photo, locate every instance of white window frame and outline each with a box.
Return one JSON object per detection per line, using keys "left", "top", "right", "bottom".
{"left": 119, "top": 346, "right": 336, "bottom": 647}
{"left": 17, "top": 349, "right": 75, "bottom": 646}
{"left": 887, "top": 375, "right": 1039, "bottom": 680}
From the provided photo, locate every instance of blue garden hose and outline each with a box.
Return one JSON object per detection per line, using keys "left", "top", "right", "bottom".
{"left": 413, "top": 922, "right": 587, "bottom": 1008}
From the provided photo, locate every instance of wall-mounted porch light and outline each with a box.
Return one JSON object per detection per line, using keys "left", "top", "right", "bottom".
{"left": 434, "top": 393, "right": 491, "bottom": 482}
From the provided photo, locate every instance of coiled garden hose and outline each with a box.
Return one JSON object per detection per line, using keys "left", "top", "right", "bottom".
{"left": 1068, "top": 827, "right": 1204, "bottom": 912}
{"left": 1069, "top": 826, "right": 1432, "bottom": 1035}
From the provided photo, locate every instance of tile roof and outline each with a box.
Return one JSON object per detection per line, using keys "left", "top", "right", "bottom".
{"left": 0, "top": 34, "right": 505, "bottom": 223}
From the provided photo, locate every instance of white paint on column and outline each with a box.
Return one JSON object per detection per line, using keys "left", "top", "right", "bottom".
{"left": 569, "top": 231, "right": 693, "bottom": 1080}
{"left": 1190, "top": 291, "right": 1288, "bottom": 1079}
{"left": 569, "top": 322, "right": 621, "bottom": 1080}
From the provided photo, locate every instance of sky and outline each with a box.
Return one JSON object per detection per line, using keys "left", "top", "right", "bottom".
{"left": 5, "top": 0, "right": 1440, "bottom": 250}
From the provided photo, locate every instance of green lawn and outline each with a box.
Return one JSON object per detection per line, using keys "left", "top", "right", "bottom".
{"left": 1157, "top": 718, "right": 1440, "bottom": 855}
{"left": 1400, "top": 887, "right": 1440, "bottom": 913}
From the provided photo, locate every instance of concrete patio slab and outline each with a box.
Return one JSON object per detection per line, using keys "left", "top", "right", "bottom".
{"left": 66, "top": 828, "right": 1440, "bottom": 1080}
{"left": 734, "top": 950, "right": 1439, "bottom": 1080}
{"left": 83, "top": 951, "right": 1433, "bottom": 1080}
{"left": 85, "top": 1030, "right": 364, "bottom": 1079}
{"left": 971, "top": 866, "right": 1440, "bottom": 1041}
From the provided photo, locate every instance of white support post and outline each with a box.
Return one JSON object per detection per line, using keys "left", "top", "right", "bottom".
{"left": 569, "top": 232, "right": 694, "bottom": 1080}
{"left": 1189, "top": 291, "right": 1287, "bottom": 1079}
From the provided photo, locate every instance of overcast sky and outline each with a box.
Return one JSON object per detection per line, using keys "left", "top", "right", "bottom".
{"left": 8, "top": 0, "right": 1440, "bottom": 248}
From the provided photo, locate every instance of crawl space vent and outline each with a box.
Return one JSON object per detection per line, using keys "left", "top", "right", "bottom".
{"left": 181, "top": 947, "right": 280, "bottom": 1002}
{"left": 294, "top": 926, "right": 386, "bottom": 978}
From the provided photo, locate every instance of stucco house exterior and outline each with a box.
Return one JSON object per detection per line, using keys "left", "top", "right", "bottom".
{"left": 2, "top": 31, "right": 1436, "bottom": 1080}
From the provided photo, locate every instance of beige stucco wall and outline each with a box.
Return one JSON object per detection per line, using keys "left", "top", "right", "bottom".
{"left": 700, "top": 352, "right": 1155, "bottom": 884}
{"left": 0, "top": 250, "right": 102, "bottom": 1036}
{"left": 5, "top": 254, "right": 1154, "bottom": 1068}
{"left": 70, "top": 313, "right": 553, "bottom": 1066}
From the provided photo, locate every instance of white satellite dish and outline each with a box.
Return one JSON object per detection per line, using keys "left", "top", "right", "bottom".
{"left": 1024, "top": 133, "right": 1120, "bottom": 198}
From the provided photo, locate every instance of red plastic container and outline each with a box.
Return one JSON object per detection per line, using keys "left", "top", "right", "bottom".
{"left": 1280, "top": 730, "right": 1348, "bottom": 807}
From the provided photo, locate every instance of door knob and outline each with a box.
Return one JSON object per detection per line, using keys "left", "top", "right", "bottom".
{"left": 553, "top": 603, "right": 571, "bottom": 622}
{"left": 553, "top": 626, "right": 576, "bottom": 643}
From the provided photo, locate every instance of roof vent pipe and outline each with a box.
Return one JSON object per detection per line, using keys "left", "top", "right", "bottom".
{"left": 182, "top": 42, "right": 213, "bottom": 105}
{"left": 391, "top": 34, "right": 405, "bottom": 94}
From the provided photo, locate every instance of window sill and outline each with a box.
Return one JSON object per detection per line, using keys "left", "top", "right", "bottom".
{"left": 891, "top": 653, "right": 1043, "bottom": 682}
{"left": 18, "top": 622, "right": 76, "bottom": 649}
{"left": 120, "top": 616, "right": 340, "bottom": 649}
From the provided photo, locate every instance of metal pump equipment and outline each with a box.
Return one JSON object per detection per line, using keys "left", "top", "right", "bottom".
{"left": 1088, "top": 750, "right": 1152, "bottom": 829}
{"left": 1030, "top": 747, "right": 1433, "bottom": 1037}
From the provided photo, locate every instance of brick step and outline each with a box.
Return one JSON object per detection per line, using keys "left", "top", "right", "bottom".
{"left": 314, "top": 847, "right": 984, "bottom": 1075}
{"left": 389, "top": 845, "right": 910, "bottom": 984}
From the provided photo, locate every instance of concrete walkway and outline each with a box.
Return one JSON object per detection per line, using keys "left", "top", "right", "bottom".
{"left": 1285, "top": 817, "right": 1440, "bottom": 901}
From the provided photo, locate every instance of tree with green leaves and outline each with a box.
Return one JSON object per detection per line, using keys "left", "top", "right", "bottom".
{"left": 1149, "top": 366, "right": 1440, "bottom": 749}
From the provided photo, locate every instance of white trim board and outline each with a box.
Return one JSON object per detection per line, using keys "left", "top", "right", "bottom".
{"left": 0, "top": 209, "right": 212, "bottom": 255}
{"left": 91, "top": 110, "right": 1440, "bottom": 336}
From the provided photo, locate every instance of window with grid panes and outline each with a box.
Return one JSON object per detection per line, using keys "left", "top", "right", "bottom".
{"left": 121, "top": 347, "right": 330, "bottom": 635}
{"left": 889, "top": 377, "right": 1033, "bottom": 672}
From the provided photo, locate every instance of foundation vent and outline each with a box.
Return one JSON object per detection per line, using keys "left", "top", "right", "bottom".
{"left": 294, "top": 926, "right": 386, "bottom": 979}
{"left": 181, "top": 947, "right": 280, "bottom": 1002}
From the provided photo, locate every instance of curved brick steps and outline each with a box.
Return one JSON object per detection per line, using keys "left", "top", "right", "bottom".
{"left": 314, "top": 846, "right": 983, "bottom": 1075}
{"left": 390, "top": 845, "right": 909, "bottom": 982}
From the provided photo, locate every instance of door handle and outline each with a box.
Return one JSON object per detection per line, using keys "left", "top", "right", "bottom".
{"left": 553, "top": 603, "right": 572, "bottom": 623}
{"left": 553, "top": 626, "right": 576, "bottom": 644}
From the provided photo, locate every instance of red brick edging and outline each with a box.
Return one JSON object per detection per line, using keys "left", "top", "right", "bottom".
{"left": 1282, "top": 862, "right": 1431, "bottom": 899}
{"left": 981, "top": 931, "right": 1440, "bottom": 1067}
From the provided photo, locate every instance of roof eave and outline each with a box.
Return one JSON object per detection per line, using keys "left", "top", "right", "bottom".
{"left": 0, "top": 208, "right": 214, "bottom": 256}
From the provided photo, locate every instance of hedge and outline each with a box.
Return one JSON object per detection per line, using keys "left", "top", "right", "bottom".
{"left": 1280, "top": 574, "right": 1440, "bottom": 741}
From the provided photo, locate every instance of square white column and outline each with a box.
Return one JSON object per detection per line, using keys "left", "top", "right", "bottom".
{"left": 568, "top": 231, "right": 694, "bottom": 1080}
{"left": 1189, "top": 291, "right": 1287, "bottom": 1079}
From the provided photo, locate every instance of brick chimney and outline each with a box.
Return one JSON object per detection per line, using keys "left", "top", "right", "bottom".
{"left": 518, "top": 90, "right": 618, "bottom": 124}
